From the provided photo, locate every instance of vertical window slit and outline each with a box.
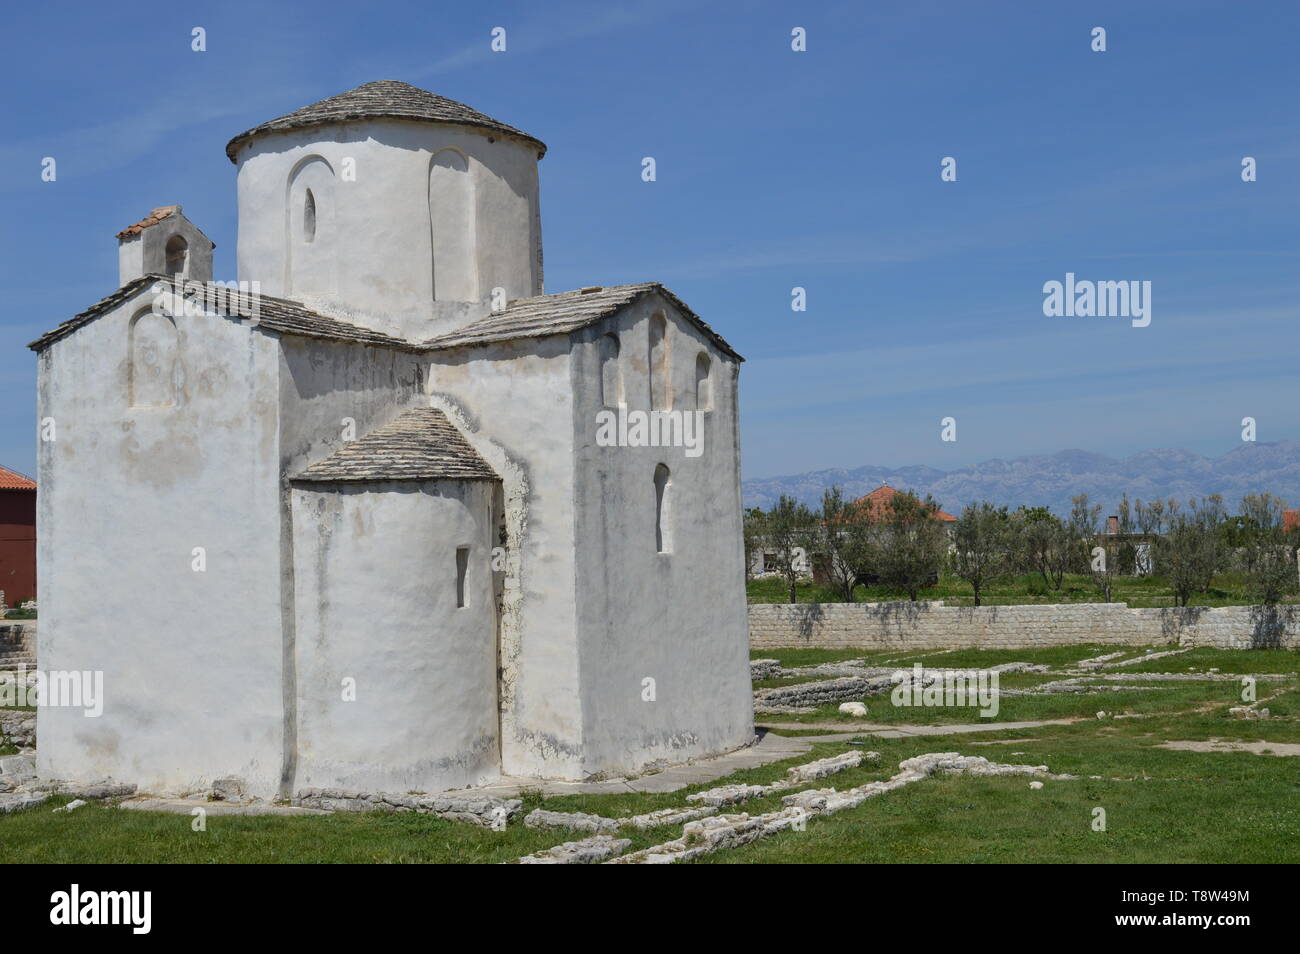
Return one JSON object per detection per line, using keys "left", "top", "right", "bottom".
{"left": 654, "top": 464, "right": 671, "bottom": 554}
{"left": 456, "top": 546, "right": 469, "bottom": 607}
{"left": 304, "top": 189, "right": 317, "bottom": 243}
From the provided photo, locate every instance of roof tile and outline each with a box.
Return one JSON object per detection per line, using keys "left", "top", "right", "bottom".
{"left": 116, "top": 205, "right": 182, "bottom": 240}
{"left": 852, "top": 485, "right": 957, "bottom": 522}
{"left": 0, "top": 466, "right": 36, "bottom": 491}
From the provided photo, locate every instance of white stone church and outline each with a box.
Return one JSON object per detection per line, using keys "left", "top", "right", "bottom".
{"left": 30, "top": 81, "right": 753, "bottom": 800}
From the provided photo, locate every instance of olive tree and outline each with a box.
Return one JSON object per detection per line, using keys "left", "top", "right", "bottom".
{"left": 742, "top": 506, "right": 766, "bottom": 581}
{"left": 1015, "top": 507, "right": 1071, "bottom": 591}
{"left": 816, "top": 487, "right": 871, "bottom": 602}
{"left": 765, "top": 494, "right": 816, "bottom": 603}
{"left": 868, "top": 490, "right": 950, "bottom": 601}
{"left": 950, "top": 502, "right": 1012, "bottom": 607}
{"left": 1238, "top": 493, "right": 1294, "bottom": 605}
{"left": 1155, "top": 496, "right": 1225, "bottom": 607}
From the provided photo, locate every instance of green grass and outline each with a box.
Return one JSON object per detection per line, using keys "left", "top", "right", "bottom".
{"left": 748, "top": 570, "right": 1300, "bottom": 608}
{"left": 2, "top": 646, "right": 1298, "bottom": 863}
{"left": 695, "top": 771, "right": 1300, "bottom": 863}
{"left": 1115, "top": 647, "right": 1300, "bottom": 675}
{"left": 702, "top": 709, "right": 1300, "bottom": 863}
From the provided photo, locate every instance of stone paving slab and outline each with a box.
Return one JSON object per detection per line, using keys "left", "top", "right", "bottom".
{"left": 760, "top": 718, "right": 1080, "bottom": 742}
{"left": 119, "top": 798, "right": 329, "bottom": 816}
{"left": 460, "top": 731, "right": 812, "bottom": 798}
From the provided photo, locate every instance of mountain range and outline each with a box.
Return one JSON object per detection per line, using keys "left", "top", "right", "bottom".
{"left": 741, "top": 442, "right": 1300, "bottom": 518}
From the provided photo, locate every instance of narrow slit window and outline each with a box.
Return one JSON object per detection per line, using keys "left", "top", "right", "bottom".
{"left": 654, "top": 464, "right": 671, "bottom": 554}
{"left": 303, "top": 189, "right": 317, "bottom": 243}
{"left": 455, "top": 546, "right": 469, "bottom": 607}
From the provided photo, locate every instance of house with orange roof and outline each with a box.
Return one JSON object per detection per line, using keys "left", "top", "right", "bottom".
{"left": 0, "top": 466, "right": 36, "bottom": 609}
{"left": 849, "top": 483, "right": 958, "bottom": 525}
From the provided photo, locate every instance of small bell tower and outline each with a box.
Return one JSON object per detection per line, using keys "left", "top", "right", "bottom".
{"left": 116, "top": 205, "right": 214, "bottom": 286}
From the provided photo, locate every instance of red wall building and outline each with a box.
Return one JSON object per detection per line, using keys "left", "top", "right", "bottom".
{"left": 0, "top": 465, "right": 36, "bottom": 607}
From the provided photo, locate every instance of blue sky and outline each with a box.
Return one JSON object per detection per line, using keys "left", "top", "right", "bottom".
{"left": 2, "top": 0, "right": 1297, "bottom": 480}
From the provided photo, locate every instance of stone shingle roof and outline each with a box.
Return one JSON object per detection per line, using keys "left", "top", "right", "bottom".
{"left": 293, "top": 408, "right": 498, "bottom": 483}
{"left": 116, "top": 205, "right": 181, "bottom": 239}
{"left": 28, "top": 275, "right": 417, "bottom": 353}
{"left": 0, "top": 466, "right": 36, "bottom": 491}
{"left": 31, "top": 278, "right": 742, "bottom": 361}
{"left": 423, "top": 282, "right": 744, "bottom": 361}
{"left": 250, "top": 292, "right": 416, "bottom": 350}
{"left": 225, "top": 80, "right": 546, "bottom": 163}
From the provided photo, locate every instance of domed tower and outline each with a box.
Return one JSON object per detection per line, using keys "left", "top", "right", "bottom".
{"left": 225, "top": 80, "right": 546, "bottom": 340}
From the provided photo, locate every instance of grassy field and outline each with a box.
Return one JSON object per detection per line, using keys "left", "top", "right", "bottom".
{"left": 747, "top": 570, "right": 1300, "bottom": 608}
{"left": 2, "top": 644, "right": 1297, "bottom": 863}
{"left": 753, "top": 645, "right": 1300, "bottom": 725}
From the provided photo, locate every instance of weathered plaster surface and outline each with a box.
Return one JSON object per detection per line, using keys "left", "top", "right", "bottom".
{"left": 235, "top": 119, "right": 541, "bottom": 341}
{"left": 571, "top": 295, "right": 754, "bottom": 776}
{"left": 291, "top": 480, "right": 499, "bottom": 793}
{"left": 38, "top": 90, "right": 753, "bottom": 798}
{"left": 427, "top": 338, "right": 586, "bottom": 780}
{"left": 36, "top": 290, "right": 284, "bottom": 797}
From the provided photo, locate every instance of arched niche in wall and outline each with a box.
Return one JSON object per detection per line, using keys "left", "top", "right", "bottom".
{"left": 600, "top": 332, "right": 623, "bottom": 407}
{"left": 129, "top": 308, "right": 178, "bottom": 408}
{"left": 694, "top": 351, "right": 712, "bottom": 410}
{"left": 428, "top": 148, "right": 478, "bottom": 303}
{"left": 649, "top": 312, "right": 671, "bottom": 410}
{"left": 164, "top": 234, "right": 189, "bottom": 278}
{"left": 286, "top": 155, "right": 337, "bottom": 297}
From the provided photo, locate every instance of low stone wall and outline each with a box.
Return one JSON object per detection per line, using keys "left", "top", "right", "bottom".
{"left": 0, "top": 621, "right": 35, "bottom": 663}
{"left": 748, "top": 601, "right": 1300, "bottom": 651}
{"left": 0, "top": 709, "right": 36, "bottom": 748}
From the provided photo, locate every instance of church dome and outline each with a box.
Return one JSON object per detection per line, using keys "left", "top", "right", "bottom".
{"left": 224, "top": 80, "right": 547, "bottom": 163}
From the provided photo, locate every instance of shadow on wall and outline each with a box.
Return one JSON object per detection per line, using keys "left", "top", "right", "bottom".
{"left": 952, "top": 604, "right": 999, "bottom": 625}
{"left": 786, "top": 600, "right": 946, "bottom": 644}
{"left": 1157, "top": 605, "right": 1208, "bottom": 645}
{"left": 1249, "top": 604, "right": 1298, "bottom": 649}
{"left": 857, "top": 600, "right": 935, "bottom": 639}
{"left": 790, "top": 602, "right": 824, "bottom": 642}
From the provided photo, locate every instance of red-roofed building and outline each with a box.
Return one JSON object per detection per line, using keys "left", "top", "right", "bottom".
{"left": 1284, "top": 509, "right": 1300, "bottom": 533}
{"left": 0, "top": 465, "right": 36, "bottom": 607}
{"left": 850, "top": 484, "right": 958, "bottom": 523}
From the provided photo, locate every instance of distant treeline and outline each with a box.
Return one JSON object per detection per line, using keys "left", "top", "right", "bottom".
{"left": 745, "top": 490, "right": 1299, "bottom": 607}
